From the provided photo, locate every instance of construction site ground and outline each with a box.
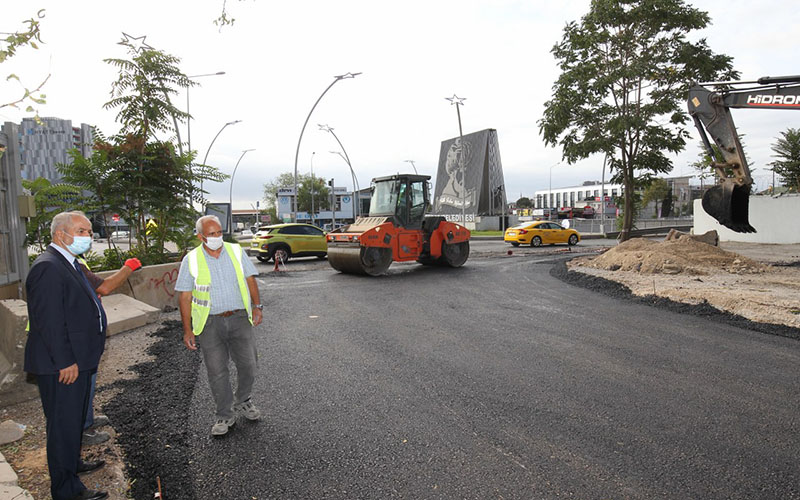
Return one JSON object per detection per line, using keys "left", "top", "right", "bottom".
{"left": 2, "top": 238, "right": 799, "bottom": 498}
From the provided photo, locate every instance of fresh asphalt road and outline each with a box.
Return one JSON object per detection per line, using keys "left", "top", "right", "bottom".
{"left": 183, "top": 250, "right": 800, "bottom": 499}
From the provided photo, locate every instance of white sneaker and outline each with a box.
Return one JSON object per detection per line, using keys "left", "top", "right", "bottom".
{"left": 211, "top": 416, "right": 236, "bottom": 436}
{"left": 234, "top": 399, "right": 261, "bottom": 421}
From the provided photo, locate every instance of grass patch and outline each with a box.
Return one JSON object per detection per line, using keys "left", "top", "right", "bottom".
{"left": 471, "top": 230, "right": 503, "bottom": 237}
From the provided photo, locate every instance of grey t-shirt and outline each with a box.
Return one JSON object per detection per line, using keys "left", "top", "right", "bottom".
{"left": 175, "top": 244, "right": 258, "bottom": 314}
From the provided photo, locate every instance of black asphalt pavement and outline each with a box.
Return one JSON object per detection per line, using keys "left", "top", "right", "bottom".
{"left": 102, "top": 246, "right": 797, "bottom": 499}
{"left": 160, "top": 251, "right": 799, "bottom": 499}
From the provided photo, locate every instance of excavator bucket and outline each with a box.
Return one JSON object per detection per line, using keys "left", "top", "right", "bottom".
{"left": 701, "top": 183, "right": 755, "bottom": 233}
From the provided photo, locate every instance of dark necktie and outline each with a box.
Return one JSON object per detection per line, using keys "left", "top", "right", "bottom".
{"left": 74, "top": 260, "right": 108, "bottom": 332}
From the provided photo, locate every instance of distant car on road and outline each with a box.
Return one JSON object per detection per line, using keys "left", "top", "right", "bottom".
{"left": 504, "top": 221, "right": 580, "bottom": 247}
{"left": 110, "top": 230, "right": 130, "bottom": 239}
{"left": 248, "top": 223, "right": 327, "bottom": 263}
{"left": 323, "top": 222, "right": 347, "bottom": 232}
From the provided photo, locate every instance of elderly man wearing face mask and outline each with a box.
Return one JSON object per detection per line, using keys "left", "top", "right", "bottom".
{"left": 174, "top": 215, "right": 263, "bottom": 436}
{"left": 25, "top": 211, "right": 113, "bottom": 500}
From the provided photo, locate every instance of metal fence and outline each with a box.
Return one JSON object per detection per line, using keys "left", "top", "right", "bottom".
{"left": 571, "top": 217, "right": 694, "bottom": 235}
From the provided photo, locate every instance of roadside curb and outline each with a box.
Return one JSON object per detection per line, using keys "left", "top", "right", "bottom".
{"left": 0, "top": 450, "right": 34, "bottom": 499}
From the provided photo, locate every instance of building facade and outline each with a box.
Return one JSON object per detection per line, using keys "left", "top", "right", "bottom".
{"left": 19, "top": 117, "right": 94, "bottom": 182}
{"left": 275, "top": 186, "right": 371, "bottom": 226}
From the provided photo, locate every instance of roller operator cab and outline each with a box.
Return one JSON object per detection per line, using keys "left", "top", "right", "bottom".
{"left": 326, "top": 174, "right": 470, "bottom": 276}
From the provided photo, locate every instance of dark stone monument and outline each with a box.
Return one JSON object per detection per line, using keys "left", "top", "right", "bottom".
{"left": 432, "top": 128, "right": 507, "bottom": 223}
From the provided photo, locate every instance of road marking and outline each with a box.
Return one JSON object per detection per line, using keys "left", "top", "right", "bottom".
{"left": 258, "top": 279, "right": 328, "bottom": 288}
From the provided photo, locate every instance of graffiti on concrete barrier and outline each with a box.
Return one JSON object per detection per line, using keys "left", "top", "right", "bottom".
{"left": 149, "top": 268, "right": 179, "bottom": 298}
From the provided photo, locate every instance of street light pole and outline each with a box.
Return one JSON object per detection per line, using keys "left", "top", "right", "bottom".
{"left": 320, "top": 124, "right": 360, "bottom": 219}
{"left": 228, "top": 148, "right": 255, "bottom": 233}
{"left": 445, "top": 94, "right": 466, "bottom": 225}
{"left": 186, "top": 71, "right": 226, "bottom": 155}
{"left": 199, "top": 120, "right": 241, "bottom": 210}
{"left": 293, "top": 72, "right": 361, "bottom": 222}
{"left": 330, "top": 151, "right": 360, "bottom": 222}
{"left": 186, "top": 72, "right": 225, "bottom": 207}
{"left": 310, "top": 152, "right": 315, "bottom": 225}
{"left": 404, "top": 159, "right": 418, "bottom": 174}
{"left": 549, "top": 162, "right": 560, "bottom": 221}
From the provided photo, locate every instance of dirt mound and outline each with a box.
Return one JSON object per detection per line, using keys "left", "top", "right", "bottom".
{"left": 573, "top": 236, "right": 768, "bottom": 275}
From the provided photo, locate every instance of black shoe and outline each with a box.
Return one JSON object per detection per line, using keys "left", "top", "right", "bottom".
{"left": 77, "top": 459, "right": 105, "bottom": 475}
{"left": 88, "top": 414, "right": 110, "bottom": 429}
{"left": 82, "top": 429, "right": 110, "bottom": 446}
{"left": 69, "top": 489, "right": 109, "bottom": 500}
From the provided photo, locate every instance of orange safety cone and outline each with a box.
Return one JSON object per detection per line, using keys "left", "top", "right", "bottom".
{"left": 273, "top": 258, "right": 280, "bottom": 272}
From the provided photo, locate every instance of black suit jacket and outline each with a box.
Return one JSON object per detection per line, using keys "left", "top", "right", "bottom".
{"left": 24, "top": 246, "right": 106, "bottom": 375}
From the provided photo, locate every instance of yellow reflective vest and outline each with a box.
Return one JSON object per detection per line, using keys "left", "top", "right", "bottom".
{"left": 187, "top": 242, "right": 252, "bottom": 335}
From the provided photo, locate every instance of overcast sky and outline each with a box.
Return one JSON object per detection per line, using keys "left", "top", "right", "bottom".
{"left": 3, "top": 0, "right": 798, "bottom": 209}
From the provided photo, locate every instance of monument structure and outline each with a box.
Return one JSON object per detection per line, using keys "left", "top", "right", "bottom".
{"left": 432, "top": 128, "right": 507, "bottom": 224}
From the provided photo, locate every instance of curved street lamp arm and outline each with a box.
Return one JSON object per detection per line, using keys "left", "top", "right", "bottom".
{"left": 229, "top": 148, "right": 255, "bottom": 231}
{"left": 293, "top": 73, "right": 360, "bottom": 222}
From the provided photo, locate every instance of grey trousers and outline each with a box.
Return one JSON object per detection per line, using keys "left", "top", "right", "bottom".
{"left": 197, "top": 310, "right": 258, "bottom": 419}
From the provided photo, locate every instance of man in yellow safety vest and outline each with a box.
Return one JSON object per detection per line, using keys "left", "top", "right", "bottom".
{"left": 175, "top": 215, "right": 263, "bottom": 436}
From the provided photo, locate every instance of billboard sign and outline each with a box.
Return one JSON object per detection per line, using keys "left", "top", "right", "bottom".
{"left": 205, "top": 203, "right": 231, "bottom": 233}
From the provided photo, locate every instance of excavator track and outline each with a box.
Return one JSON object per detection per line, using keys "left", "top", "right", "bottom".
{"left": 328, "top": 243, "right": 393, "bottom": 276}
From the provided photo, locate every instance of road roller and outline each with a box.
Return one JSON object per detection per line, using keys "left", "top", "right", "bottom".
{"left": 327, "top": 174, "right": 470, "bottom": 276}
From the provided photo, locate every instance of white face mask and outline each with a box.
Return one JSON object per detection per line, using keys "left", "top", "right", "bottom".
{"left": 204, "top": 235, "right": 224, "bottom": 250}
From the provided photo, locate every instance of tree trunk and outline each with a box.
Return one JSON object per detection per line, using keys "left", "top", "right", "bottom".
{"left": 620, "top": 172, "right": 635, "bottom": 242}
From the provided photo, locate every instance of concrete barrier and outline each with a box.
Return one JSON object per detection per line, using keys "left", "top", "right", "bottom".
{"left": 0, "top": 262, "right": 181, "bottom": 406}
{"left": 95, "top": 261, "right": 181, "bottom": 310}
{"left": 694, "top": 194, "right": 800, "bottom": 243}
{"left": 0, "top": 300, "right": 37, "bottom": 406}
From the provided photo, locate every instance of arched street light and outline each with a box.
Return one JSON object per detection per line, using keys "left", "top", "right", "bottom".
{"left": 330, "top": 151, "right": 360, "bottom": 222}
{"left": 187, "top": 71, "right": 226, "bottom": 155}
{"left": 185, "top": 71, "right": 225, "bottom": 206}
{"left": 229, "top": 148, "right": 255, "bottom": 233}
{"left": 292, "top": 72, "right": 361, "bottom": 222}
{"left": 319, "top": 124, "right": 360, "bottom": 218}
{"left": 199, "top": 120, "right": 241, "bottom": 209}
{"left": 404, "top": 159, "right": 418, "bottom": 174}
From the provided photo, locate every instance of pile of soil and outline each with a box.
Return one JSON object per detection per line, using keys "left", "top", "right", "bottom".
{"left": 567, "top": 237, "right": 800, "bottom": 331}
{"left": 572, "top": 236, "right": 768, "bottom": 275}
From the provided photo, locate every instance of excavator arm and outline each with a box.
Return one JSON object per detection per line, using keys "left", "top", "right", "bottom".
{"left": 688, "top": 75, "right": 800, "bottom": 233}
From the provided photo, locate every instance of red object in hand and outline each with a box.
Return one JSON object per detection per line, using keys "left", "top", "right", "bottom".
{"left": 124, "top": 258, "right": 142, "bottom": 271}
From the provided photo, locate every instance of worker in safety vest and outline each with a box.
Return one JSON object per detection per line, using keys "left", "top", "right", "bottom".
{"left": 174, "top": 215, "right": 263, "bottom": 436}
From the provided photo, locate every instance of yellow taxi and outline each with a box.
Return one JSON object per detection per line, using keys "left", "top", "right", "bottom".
{"left": 504, "top": 220, "right": 580, "bottom": 247}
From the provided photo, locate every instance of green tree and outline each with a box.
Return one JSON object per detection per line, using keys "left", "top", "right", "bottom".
{"left": 516, "top": 197, "right": 532, "bottom": 208}
{"left": 539, "top": 0, "right": 737, "bottom": 241}
{"left": 1, "top": 9, "right": 48, "bottom": 116}
{"left": 262, "top": 173, "right": 331, "bottom": 221}
{"left": 99, "top": 43, "right": 224, "bottom": 253}
{"left": 56, "top": 136, "right": 123, "bottom": 250}
{"left": 22, "top": 178, "right": 84, "bottom": 251}
{"left": 642, "top": 178, "right": 670, "bottom": 216}
{"left": 770, "top": 127, "right": 800, "bottom": 192}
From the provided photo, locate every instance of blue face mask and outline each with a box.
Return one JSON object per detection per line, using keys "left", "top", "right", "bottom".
{"left": 66, "top": 235, "right": 92, "bottom": 255}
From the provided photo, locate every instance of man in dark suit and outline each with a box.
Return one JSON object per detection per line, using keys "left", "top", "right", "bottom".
{"left": 25, "top": 211, "right": 109, "bottom": 500}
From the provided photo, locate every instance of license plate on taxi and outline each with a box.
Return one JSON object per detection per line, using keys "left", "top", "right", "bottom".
{"left": 507, "top": 231, "right": 516, "bottom": 236}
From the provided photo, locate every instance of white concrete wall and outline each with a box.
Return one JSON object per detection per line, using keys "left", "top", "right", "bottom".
{"left": 694, "top": 194, "right": 800, "bottom": 243}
